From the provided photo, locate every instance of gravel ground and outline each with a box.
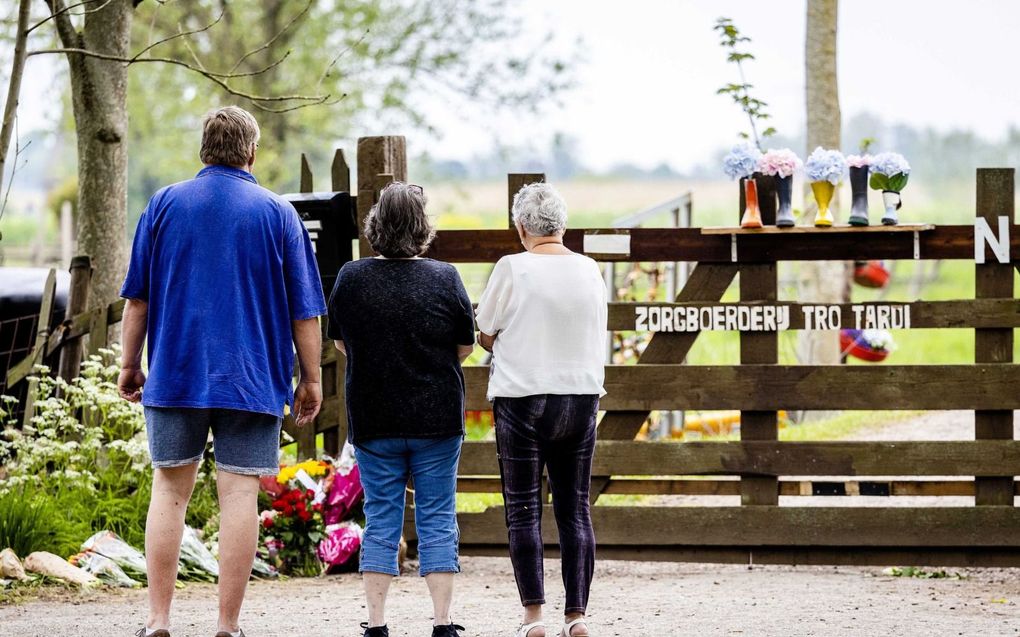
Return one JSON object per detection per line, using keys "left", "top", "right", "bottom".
{"left": 2, "top": 557, "right": 1019, "bottom": 637}
{"left": 3, "top": 411, "right": 1018, "bottom": 637}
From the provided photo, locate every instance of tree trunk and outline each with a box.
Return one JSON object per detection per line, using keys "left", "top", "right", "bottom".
{"left": 0, "top": 0, "right": 33, "bottom": 216}
{"left": 799, "top": 0, "right": 847, "bottom": 372}
{"left": 62, "top": 0, "right": 134, "bottom": 308}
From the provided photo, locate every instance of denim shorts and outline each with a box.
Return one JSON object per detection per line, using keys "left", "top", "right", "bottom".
{"left": 354, "top": 435, "right": 462, "bottom": 576}
{"left": 144, "top": 407, "right": 282, "bottom": 476}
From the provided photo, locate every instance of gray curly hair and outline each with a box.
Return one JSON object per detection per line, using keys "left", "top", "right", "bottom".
{"left": 511, "top": 182, "right": 568, "bottom": 237}
{"left": 364, "top": 182, "right": 435, "bottom": 258}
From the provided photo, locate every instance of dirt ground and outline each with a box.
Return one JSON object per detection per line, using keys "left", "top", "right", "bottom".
{"left": 2, "top": 557, "right": 1019, "bottom": 637}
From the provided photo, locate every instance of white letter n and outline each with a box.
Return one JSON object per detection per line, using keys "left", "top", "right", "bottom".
{"left": 975, "top": 216, "right": 1010, "bottom": 264}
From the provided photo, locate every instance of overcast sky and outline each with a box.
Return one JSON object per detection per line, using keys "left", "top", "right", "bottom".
{"left": 16, "top": 0, "right": 1020, "bottom": 172}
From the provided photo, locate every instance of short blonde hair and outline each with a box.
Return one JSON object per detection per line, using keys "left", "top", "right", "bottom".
{"left": 200, "top": 106, "right": 260, "bottom": 167}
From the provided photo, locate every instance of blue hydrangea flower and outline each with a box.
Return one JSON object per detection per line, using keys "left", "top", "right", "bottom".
{"left": 722, "top": 143, "right": 763, "bottom": 180}
{"left": 869, "top": 152, "right": 910, "bottom": 177}
{"left": 804, "top": 147, "right": 848, "bottom": 185}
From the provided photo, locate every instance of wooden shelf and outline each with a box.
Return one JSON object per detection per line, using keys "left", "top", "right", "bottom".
{"left": 701, "top": 223, "right": 935, "bottom": 235}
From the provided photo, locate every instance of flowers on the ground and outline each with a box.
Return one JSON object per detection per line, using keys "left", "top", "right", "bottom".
{"left": 723, "top": 142, "right": 763, "bottom": 179}
{"left": 756, "top": 148, "right": 802, "bottom": 178}
{"left": 804, "top": 147, "right": 847, "bottom": 184}
{"left": 276, "top": 459, "right": 328, "bottom": 485}
{"left": 259, "top": 445, "right": 364, "bottom": 576}
{"left": 869, "top": 152, "right": 911, "bottom": 192}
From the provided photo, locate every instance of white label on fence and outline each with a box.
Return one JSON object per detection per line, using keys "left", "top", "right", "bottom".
{"left": 633, "top": 304, "right": 910, "bottom": 332}
{"left": 974, "top": 216, "right": 1010, "bottom": 264}
{"left": 583, "top": 232, "right": 630, "bottom": 255}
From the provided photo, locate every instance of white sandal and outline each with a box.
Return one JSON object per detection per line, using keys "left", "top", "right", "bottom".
{"left": 515, "top": 621, "right": 546, "bottom": 637}
{"left": 561, "top": 618, "right": 589, "bottom": 637}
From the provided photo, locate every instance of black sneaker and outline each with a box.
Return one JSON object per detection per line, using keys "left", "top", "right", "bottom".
{"left": 360, "top": 622, "right": 389, "bottom": 637}
{"left": 431, "top": 624, "right": 465, "bottom": 637}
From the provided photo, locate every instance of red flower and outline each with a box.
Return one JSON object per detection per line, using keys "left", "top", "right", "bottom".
{"left": 312, "top": 503, "right": 323, "bottom": 512}
{"left": 282, "top": 504, "right": 293, "bottom": 516}
{"left": 271, "top": 499, "right": 286, "bottom": 511}
{"left": 262, "top": 517, "right": 274, "bottom": 529}
{"left": 298, "top": 509, "right": 312, "bottom": 522}
{"left": 305, "top": 489, "right": 315, "bottom": 499}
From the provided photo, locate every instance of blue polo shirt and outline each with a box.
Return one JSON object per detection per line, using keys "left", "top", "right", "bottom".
{"left": 121, "top": 165, "right": 326, "bottom": 417}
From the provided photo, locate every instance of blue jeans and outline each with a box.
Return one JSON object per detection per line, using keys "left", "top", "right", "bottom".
{"left": 354, "top": 435, "right": 463, "bottom": 576}
{"left": 144, "top": 406, "right": 282, "bottom": 476}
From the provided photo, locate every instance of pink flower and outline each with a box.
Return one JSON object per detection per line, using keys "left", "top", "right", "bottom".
{"left": 846, "top": 154, "right": 872, "bottom": 168}
{"left": 757, "top": 148, "right": 802, "bottom": 178}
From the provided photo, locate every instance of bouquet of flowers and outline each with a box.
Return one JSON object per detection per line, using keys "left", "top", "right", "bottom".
{"left": 724, "top": 143, "right": 764, "bottom": 228}
{"left": 757, "top": 148, "right": 802, "bottom": 227}
{"left": 804, "top": 147, "right": 847, "bottom": 227}
{"left": 840, "top": 328, "right": 896, "bottom": 362}
{"left": 868, "top": 152, "right": 910, "bottom": 225}
{"left": 258, "top": 450, "right": 364, "bottom": 576}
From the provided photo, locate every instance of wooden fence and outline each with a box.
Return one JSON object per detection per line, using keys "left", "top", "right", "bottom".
{"left": 5, "top": 137, "right": 1019, "bottom": 566}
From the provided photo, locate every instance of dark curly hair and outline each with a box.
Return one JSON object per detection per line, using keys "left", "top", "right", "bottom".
{"left": 364, "top": 182, "right": 435, "bottom": 258}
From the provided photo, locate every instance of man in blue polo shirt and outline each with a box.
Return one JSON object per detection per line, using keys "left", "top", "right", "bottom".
{"left": 119, "top": 106, "right": 326, "bottom": 637}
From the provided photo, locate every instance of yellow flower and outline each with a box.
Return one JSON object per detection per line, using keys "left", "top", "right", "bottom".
{"left": 276, "top": 459, "right": 328, "bottom": 484}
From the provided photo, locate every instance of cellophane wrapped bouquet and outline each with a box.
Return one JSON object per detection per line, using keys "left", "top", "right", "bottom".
{"left": 258, "top": 443, "right": 364, "bottom": 576}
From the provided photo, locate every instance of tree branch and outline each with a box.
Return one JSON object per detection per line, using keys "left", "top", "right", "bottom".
{"left": 129, "top": 10, "right": 225, "bottom": 62}
{"left": 228, "top": 0, "right": 313, "bottom": 73}
{"left": 27, "top": 48, "right": 332, "bottom": 108}
{"left": 27, "top": 0, "right": 113, "bottom": 35}
{"left": 0, "top": 0, "right": 32, "bottom": 223}
{"left": 44, "top": 0, "right": 84, "bottom": 51}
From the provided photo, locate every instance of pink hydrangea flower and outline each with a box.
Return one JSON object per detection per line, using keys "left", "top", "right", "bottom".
{"left": 846, "top": 154, "right": 873, "bottom": 168}
{"left": 756, "top": 148, "right": 802, "bottom": 178}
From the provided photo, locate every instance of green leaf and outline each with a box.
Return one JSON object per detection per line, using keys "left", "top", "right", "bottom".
{"left": 869, "top": 173, "right": 889, "bottom": 190}
{"left": 762, "top": 127, "right": 777, "bottom": 137}
{"left": 888, "top": 173, "right": 909, "bottom": 191}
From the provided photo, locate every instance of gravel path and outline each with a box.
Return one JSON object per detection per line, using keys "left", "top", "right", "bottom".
{"left": 2, "top": 557, "right": 1018, "bottom": 637}
{"left": 3, "top": 411, "right": 1018, "bottom": 636}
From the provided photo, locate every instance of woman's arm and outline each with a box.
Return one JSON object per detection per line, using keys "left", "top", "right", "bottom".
{"left": 458, "top": 344, "right": 474, "bottom": 362}
{"left": 478, "top": 331, "right": 496, "bottom": 353}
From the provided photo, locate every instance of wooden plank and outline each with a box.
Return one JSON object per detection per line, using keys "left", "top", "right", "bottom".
{"left": 457, "top": 440, "right": 1020, "bottom": 477}
{"left": 507, "top": 173, "right": 545, "bottom": 228}
{"left": 606, "top": 299, "right": 1020, "bottom": 330}
{"left": 330, "top": 148, "right": 350, "bottom": 192}
{"left": 450, "top": 506, "right": 1020, "bottom": 547}
{"left": 738, "top": 261, "right": 778, "bottom": 505}
{"left": 596, "top": 264, "right": 738, "bottom": 440}
{"left": 463, "top": 364, "right": 1020, "bottom": 411}
{"left": 974, "top": 167, "right": 1016, "bottom": 506}
{"left": 86, "top": 307, "right": 108, "bottom": 358}
{"left": 454, "top": 545, "right": 1020, "bottom": 567}
{"left": 300, "top": 153, "right": 313, "bottom": 192}
{"left": 424, "top": 225, "right": 1020, "bottom": 263}
{"left": 18, "top": 270, "right": 57, "bottom": 426}
{"left": 56, "top": 256, "right": 92, "bottom": 385}
{"left": 355, "top": 136, "right": 406, "bottom": 258}
{"left": 455, "top": 477, "right": 1005, "bottom": 497}
{"left": 702, "top": 224, "right": 935, "bottom": 234}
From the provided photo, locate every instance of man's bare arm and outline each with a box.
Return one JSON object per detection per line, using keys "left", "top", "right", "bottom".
{"left": 292, "top": 317, "right": 322, "bottom": 427}
{"left": 118, "top": 299, "right": 148, "bottom": 402}
{"left": 478, "top": 331, "right": 496, "bottom": 353}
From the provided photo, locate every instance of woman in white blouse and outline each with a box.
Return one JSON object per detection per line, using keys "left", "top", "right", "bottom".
{"left": 476, "top": 183, "right": 607, "bottom": 637}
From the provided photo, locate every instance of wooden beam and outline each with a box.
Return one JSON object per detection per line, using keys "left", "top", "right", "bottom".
{"left": 456, "top": 440, "right": 1020, "bottom": 477}
{"left": 356, "top": 136, "right": 407, "bottom": 258}
{"left": 18, "top": 269, "right": 56, "bottom": 426}
{"left": 446, "top": 506, "right": 1020, "bottom": 547}
{"left": 605, "top": 299, "right": 1020, "bottom": 330}
{"left": 454, "top": 477, "right": 1009, "bottom": 497}
{"left": 330, "top": 148, "right": 350, "bottom": 192}
{"left": 424, "top": 225, "right": 1020, "bottom": 263}
{"left": 463, "top": 364, "right": 1020, "bottom": 411}
{"left": 56, "top": 256, "right": 92, "bottom": 386}
{"left": 299, "top": 153, "right": 313, "bottom": 193}
{"left": 453, "top": 545, "right": 1020, "bottom": 568}
{"left": 974, "top": 167, "right": 1016, "bottom": 506}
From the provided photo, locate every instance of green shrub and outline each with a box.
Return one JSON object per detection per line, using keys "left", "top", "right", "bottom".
{"left": 0, "top": 488, "right": 77, "bottom": 557}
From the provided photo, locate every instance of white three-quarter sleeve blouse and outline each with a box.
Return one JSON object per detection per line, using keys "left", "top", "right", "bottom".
{"left": 475, "top": 252, "right": 607, "bottom": 400}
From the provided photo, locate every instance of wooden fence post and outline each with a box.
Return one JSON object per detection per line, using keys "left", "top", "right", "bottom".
{"left": 738, "top": 195, "right": 780, "bottom": 505}
{"left": 507, "top": 173, "right": 545, "bottom": 228}
{"left": 331, "top": 149, "right": 350, "bottom": 192}
{"left": 974, "top": 167, "right": 1015, "bottom": 506}
{"left": 21, "top": 270, "right": 57, "bottom": 427}
{"left": 57, "top": 256, "right": 93, "bottom": 386}
{"left": 322, "top": 147, "right": 351, "bottom": 457}
{"left": 356, "top": 136, "right": 407, "bottom": 258}
{"left": 300, "top": 153, "right": 314, "bottom": 193}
